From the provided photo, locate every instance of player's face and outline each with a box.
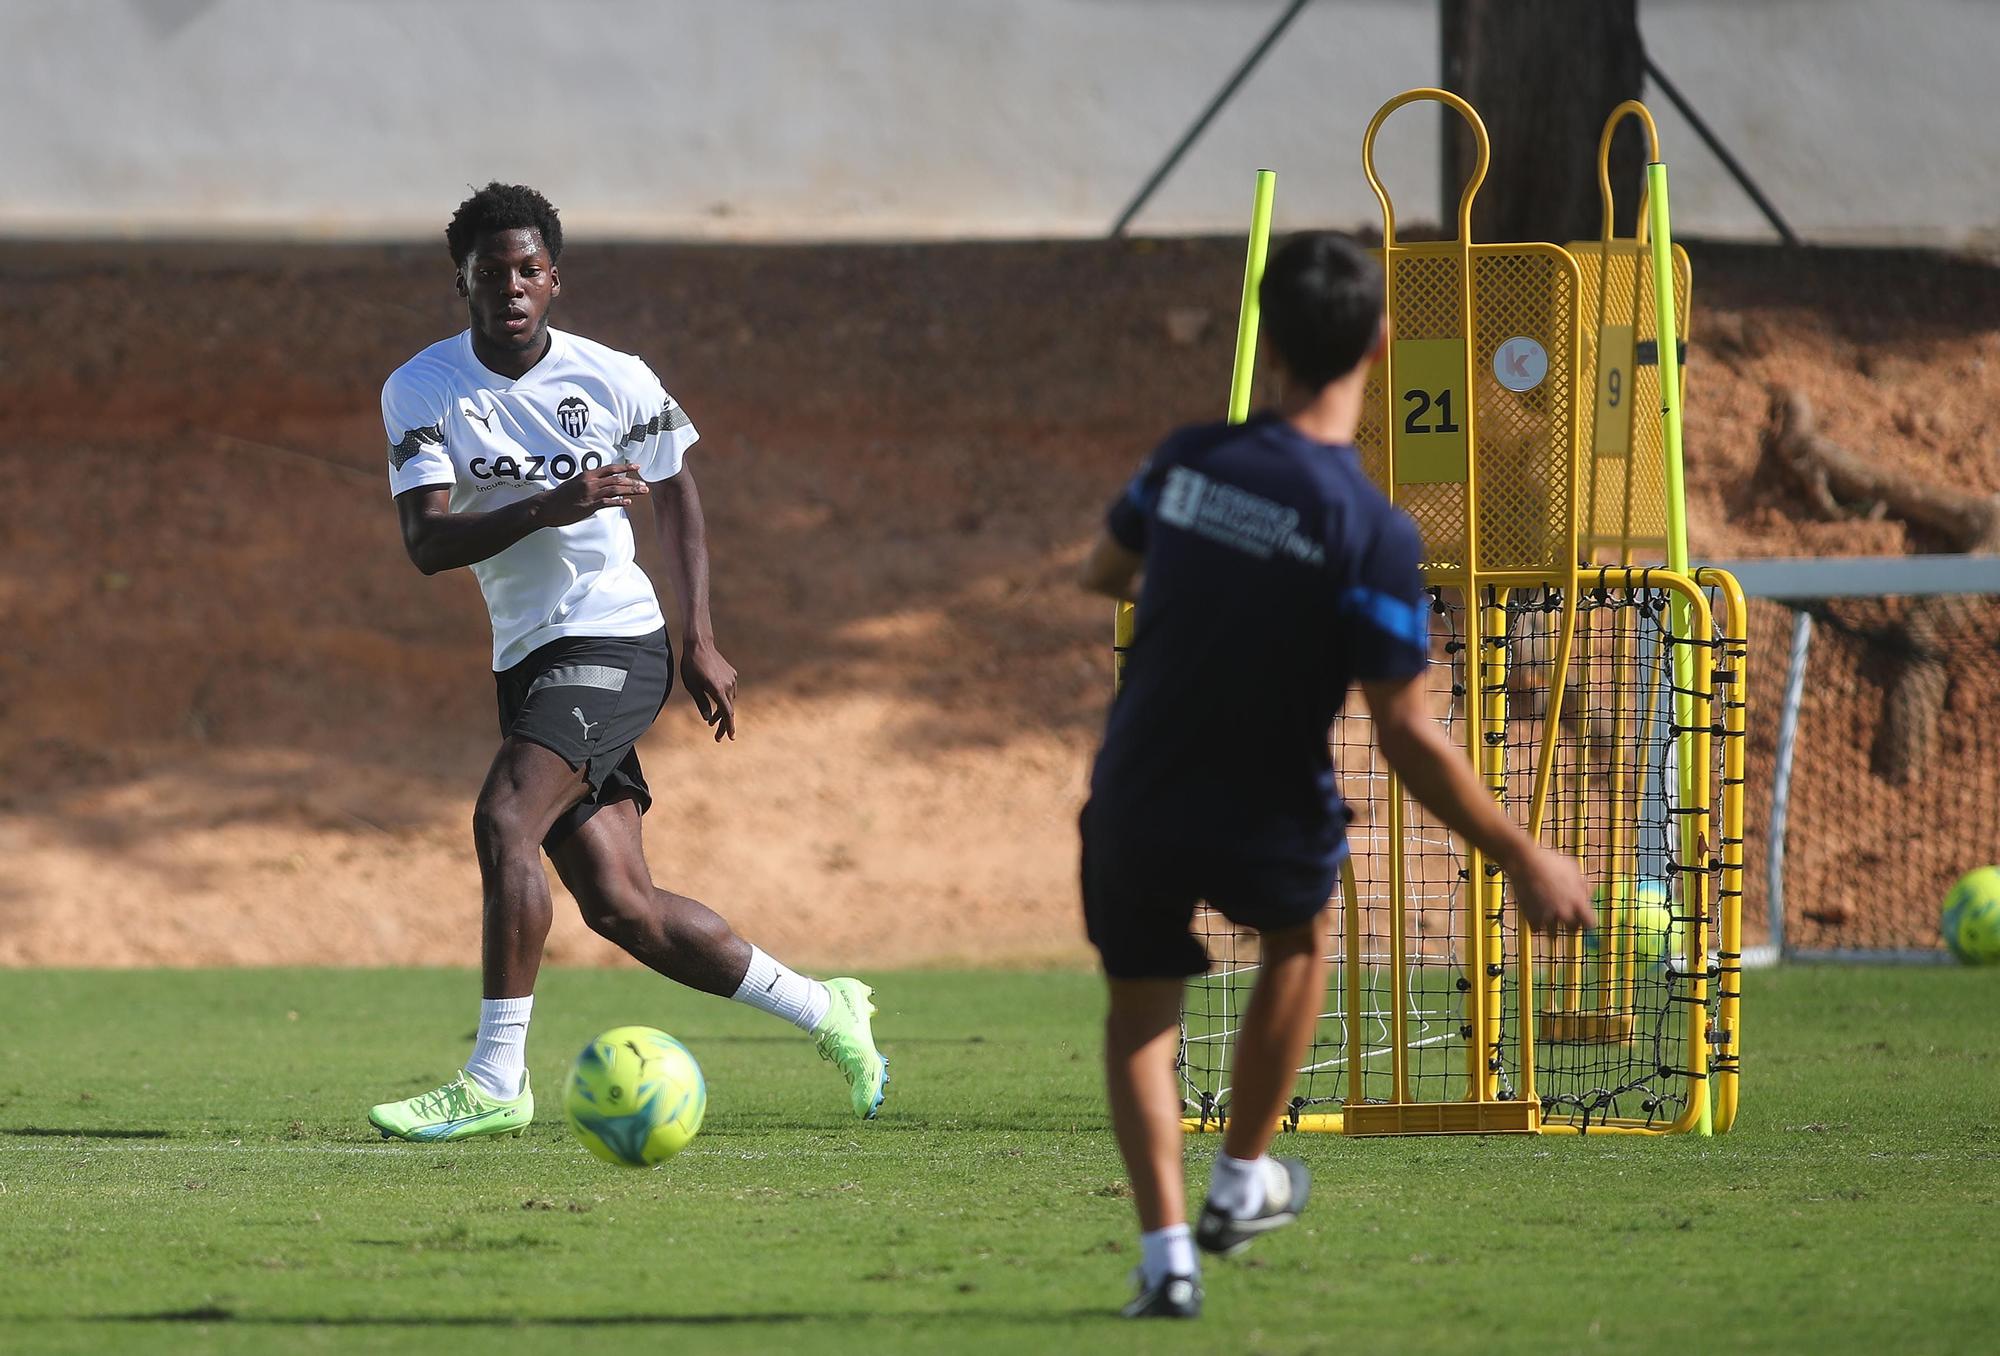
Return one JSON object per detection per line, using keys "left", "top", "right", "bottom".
{"left": 457, "top": 228, "right": 560, "bottom": 353}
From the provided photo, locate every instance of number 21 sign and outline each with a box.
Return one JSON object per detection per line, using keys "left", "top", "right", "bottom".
{"left": 1390, "top": 338, "right": 1468, "bottom": 484}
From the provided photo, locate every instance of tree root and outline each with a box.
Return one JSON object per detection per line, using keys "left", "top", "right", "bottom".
{"left": 1759, "top": 387, "right": 2000, "bottom": 782}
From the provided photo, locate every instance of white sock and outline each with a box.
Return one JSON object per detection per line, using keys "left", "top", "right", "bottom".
{"left": 730, "top": 946, "right": 832, "bottom": 1033}
{"left": 465, "top": 995, "right": 533, "bottom": 1099}
{"left": 1140, "top": 1224, "right": 1198, "bottom": 1286}
{"left": 1208, "top": 1151, "right": 1270, "bottom": 1218}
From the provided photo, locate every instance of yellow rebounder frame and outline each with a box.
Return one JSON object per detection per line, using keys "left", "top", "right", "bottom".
{"left": 1168, "top": 91, "right": 1745, "bottom": 1138}
{"left": 1553, "top": 106, "right": 1687, "bottom": 1048}
{"left": 1342, "top": 89, "right": 1583, "bottom": 1134}
{"left": 1546, "top": 106, "right": 1698, "bottom": 1050}
{"left": 1572, "top": 102, "right": 1692, "bottom": 568}
{"left": 1699, "top": 565, "right": 1748, "bottom": 1134}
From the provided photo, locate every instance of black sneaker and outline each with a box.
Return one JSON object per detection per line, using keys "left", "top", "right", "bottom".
{"left": 1194, "top": 1155, "right": 1311, "bottom": 1257}
{"left": 1121, "top": 1269, "right": 1203, "bottom": 1319}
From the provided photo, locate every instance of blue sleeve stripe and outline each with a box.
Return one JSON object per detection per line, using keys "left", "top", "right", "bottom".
{"left": 1340, "top": 587, "right": 1429, "bottom": 654}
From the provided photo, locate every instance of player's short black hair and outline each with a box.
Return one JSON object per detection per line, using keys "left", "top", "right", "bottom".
{"left": 1258, "top": 232, "right": 1385, "bottom": 390}
{"left": 446, "top": 182, "right": 564, "bottom": 268}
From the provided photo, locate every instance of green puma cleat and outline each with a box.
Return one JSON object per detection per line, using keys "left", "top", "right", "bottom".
{"left": 813, "top": 978, "right": 888, "bottom": 1119}
{"left": 368, "top": 1071, "right": 533, "bottom": 1143}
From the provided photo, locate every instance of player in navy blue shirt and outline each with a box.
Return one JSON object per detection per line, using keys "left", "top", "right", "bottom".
{"left": 1079, "top": 233, "right": 1593, "bottom": 1319}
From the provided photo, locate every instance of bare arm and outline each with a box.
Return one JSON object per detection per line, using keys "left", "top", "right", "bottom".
{"left": 395, "top": 463, "right": 651, "bottom": 576}
{"left": 1361, "top": 671, "right": 1595, "bottom": 935}
{"left": 1079, "top": 532, "right": 1143, "bottom": 602}
{"left": 650, "top": 463, "right": 738, "bottom": 741}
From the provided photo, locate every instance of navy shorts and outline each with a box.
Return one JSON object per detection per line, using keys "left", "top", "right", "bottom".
{"left": 1079, "top": 798, "right": 1340, "bottom": 979}
{"left": 495, "top": 629, "right": 673, "bottom": 850}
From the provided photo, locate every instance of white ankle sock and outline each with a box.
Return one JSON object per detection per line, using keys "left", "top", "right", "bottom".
{"left": 1139, "top": 1224, "right": 1198, "bottom": 1286}
{"left": 465, "top": 995, "right": 533, "bottom": 1099}
{"left": 730, "top": 946, "right": 832, "bottom": 1033}
{"left": 1208, "top": 1151, "right": 1270, "bottom": 1217}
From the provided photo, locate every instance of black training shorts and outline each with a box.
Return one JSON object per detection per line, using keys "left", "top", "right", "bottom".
{"left": 494, "top": 628, "right": 674, "bottom": 850}
{"left": 1079, "top": 798, "right": 1338, "bottom": 979}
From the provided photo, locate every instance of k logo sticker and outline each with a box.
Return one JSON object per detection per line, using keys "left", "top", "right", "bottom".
{"left": 556, "top": 395, "right": 590, "bottom": 439}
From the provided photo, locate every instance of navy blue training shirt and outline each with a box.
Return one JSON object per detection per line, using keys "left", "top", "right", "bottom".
{"left": 1091, "top": 412, "right": 1430, "bottom": 861}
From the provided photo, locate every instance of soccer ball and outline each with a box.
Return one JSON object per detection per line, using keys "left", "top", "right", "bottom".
{"left": 563, "top": 1026, "right": 707, "bottom": 1167}
{"left": 1582, "top": 877, "right": 1678, "bottom": 967}
{"left": 1941, "top": 867, "right": 2000, "bottom": 965}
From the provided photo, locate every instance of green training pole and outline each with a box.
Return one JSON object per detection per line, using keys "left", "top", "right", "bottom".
{"left": 1226, "top": 169, "right": 1279, "bottom": 422}
{"left": 1647, "top": 163, "right": 1689, "bottom": 576}
{"left": 1647, "top": 160, "right": 1711, "bottom": 1137}
{"left": 1118, "top": 169, "right": 1276, "bottom": 690}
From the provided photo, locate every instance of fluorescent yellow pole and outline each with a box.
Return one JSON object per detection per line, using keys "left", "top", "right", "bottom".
{"left": 1115, "top": 169, "right": 1276, "bottom": 688}
{"left": 1227, "top": 170, "right": 1278, "bottom": 422}
{"left": 1647, "top": 163, "right": 1688, "bottom": 578}
{"left": 1646, "top": 160, "right": 1711, "bottom": 1137}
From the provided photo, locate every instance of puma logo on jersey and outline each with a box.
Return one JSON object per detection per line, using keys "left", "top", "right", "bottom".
{"left": 462, "top": 402, "right": 495, "bottom": 430}
{"left": 572, "top": 708, "right": 599, "bottom": 737}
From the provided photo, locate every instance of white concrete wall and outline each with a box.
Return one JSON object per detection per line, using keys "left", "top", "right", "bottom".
{"left": 0, "top": 0, "right": 1991, "bottom": 245}
{"left": 1643, "top": 0, "right": 2000, "bottom": 245}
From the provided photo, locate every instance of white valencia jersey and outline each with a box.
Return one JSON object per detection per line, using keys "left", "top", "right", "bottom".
{"left": 382, "top": 328, "right": 699, "bottom": 670}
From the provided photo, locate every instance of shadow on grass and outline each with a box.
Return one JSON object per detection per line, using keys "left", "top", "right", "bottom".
{"left": 2, "top": 1126, "right": 171, "bottom": 1139}
{"left": 692, "top": 1118, "right": 1108, "bottom": 1137}
{"left": 97, "top": 1307, "right": 820, "bottom": 1327}
{"left": 88, "top": 1306, "right": 1115, "bottom": 1327}
{"left": 665, "top": 1034, "right": 1001, "bottom": 1047}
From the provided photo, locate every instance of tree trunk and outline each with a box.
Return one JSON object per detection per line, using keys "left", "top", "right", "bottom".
{"left": 1440, "top": 0, "right": 1646, "bottom": 244}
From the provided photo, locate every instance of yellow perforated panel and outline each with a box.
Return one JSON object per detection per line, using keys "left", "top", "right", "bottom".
{"left": 1471, "top": 246, "right": 1577, "bottom": 574}
{"left": 1356, "top": 242, "right": 1580, "bottom": 579}
{"left": 1386, "top": 253, "right": 1467, "bottom": 571}
{"left": 1571, "top": 241, "right": 1691, "bottom": 563}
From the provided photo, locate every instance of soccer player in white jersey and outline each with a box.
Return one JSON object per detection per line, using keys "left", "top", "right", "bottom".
{"left": 367, "top": 183, "right": 887, "bottom": 1142}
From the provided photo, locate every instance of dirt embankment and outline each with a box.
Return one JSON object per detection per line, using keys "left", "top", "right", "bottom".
{"left": 2, "top": 238, "right": 1994, "bottom": 967}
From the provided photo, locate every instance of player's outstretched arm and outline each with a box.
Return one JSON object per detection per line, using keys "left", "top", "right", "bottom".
{"left": 1360, "top": 672, "right": 1596, "bottom": 936}
{"left": 395, "top": 465, "right": 650, "bottom": 575}
{"left": 649, "top": 464, "right": 737, "bottom": 742}
{"left": 1079, "top": 533, "right": 1142, "bottom": 602}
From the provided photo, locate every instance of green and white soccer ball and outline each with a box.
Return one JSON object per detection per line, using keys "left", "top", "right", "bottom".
{"left": 1941, "top": 867, "right": 2000, "bottom": 965}
{"left": 1583, "top": 877, "right": 1682, "bottom": 968}
{"left": 564, "top": 1025, "right": 707, "bottom": 1167}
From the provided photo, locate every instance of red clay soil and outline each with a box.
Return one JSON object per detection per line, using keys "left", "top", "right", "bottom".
{"left": 2, "top": 237, "right": 1995, "bottom": 968}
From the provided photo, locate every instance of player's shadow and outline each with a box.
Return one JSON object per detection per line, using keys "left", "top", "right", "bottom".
{"left": 89, "top": 1305, "right": 1115, "bottom": 1327}
{"left": 96, "top": 1308, "right": 820, "bottom": 1327}
{"left": 2, "top": 1126, "right": 171, "bottom": 1139}
{"left": 662, "top": 1033, "right": 995, "bottom": 1044}
{"left": 692, "top": 1117, "right": 1108, "bottom": 1137}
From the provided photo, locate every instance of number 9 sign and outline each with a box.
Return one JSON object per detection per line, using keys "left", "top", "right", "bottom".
{"left": 1593, "top": 324, "right": 1636, "bottom": 458}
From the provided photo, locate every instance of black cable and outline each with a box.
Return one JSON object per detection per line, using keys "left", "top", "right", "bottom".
{"left": 1642, "top": 53, "right": 1801, "bottom": 247}
{"left": 1109, "top": 0, "right": 1315, "bottom": 238}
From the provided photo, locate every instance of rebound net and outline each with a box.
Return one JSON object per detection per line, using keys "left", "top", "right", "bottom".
{"left": 1753, "top": 588, "right": 2000, "bottom": 956}
{"left": 1182, "top": 574, "right": 1736, "bottom": 1132}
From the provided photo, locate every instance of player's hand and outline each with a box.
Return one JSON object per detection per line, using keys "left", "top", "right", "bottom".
{"left": 682, "top": 639, "right": 738, "bottom": 742}
{"left": 1508, "top": 844, "right": 1595, "bottom": 936}
{"left": 538, "top": 463, "right": 650, "bottom": 526}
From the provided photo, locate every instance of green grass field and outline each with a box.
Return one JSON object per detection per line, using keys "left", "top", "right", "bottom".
{"left": 3, "top": 967, "right": 1996, "bottom": 1355}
